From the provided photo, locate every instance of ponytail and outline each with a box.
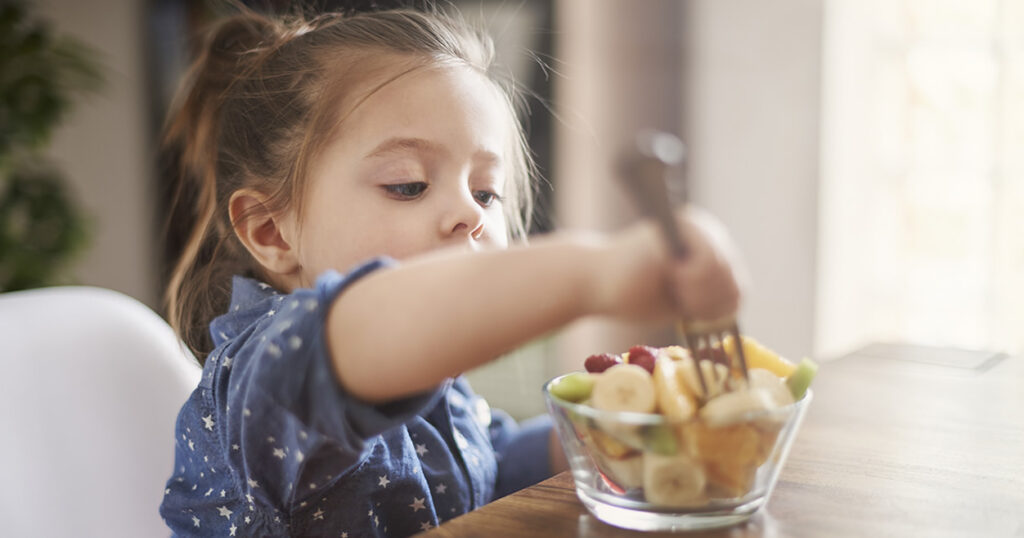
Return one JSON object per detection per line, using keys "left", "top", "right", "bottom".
{"left": 163, "top": 12, "right": 281, "bottom": 362}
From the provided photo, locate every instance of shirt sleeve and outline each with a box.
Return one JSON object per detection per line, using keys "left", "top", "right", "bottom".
{"left": 220, "top": 258, "right": 446, "bottom": 508}
{"left": 488, "top": 409, "right": 555, "bottom": 499}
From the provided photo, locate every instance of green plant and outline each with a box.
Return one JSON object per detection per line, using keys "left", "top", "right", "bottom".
{"left": 0, "top": 1, "right": 103, "bottom": 292}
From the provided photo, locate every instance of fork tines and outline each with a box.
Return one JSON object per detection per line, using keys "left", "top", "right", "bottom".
{"left": 677, "top": 319, "right": 750, "bottom": 397}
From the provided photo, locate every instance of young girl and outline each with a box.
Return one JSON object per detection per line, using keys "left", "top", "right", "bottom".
{"left": 159, "top": 6, "right": 742, "bottom": 537}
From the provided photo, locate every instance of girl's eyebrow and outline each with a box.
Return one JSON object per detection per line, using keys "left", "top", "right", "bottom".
{"left": 365, "top": 137, "right": 501, "bottom": 165}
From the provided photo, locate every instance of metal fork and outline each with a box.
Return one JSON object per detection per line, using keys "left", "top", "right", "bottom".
{"left": 616, "top": 130, "right": 749, "bottom": 397}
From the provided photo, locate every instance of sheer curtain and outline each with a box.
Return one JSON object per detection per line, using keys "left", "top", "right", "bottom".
{"left": 817, "top": 0, "right": 1024, "bottom": 358}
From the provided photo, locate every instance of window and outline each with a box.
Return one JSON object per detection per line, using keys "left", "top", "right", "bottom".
{"left": 817, "top": 0, "right": 1024, "bottom": 357}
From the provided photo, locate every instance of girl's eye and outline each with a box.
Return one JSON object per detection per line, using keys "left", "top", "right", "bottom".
{"left": 473, "top": 190, "right": 503, "bottom": 208}
{"left": 382, "top": 182, "right": 428, "bottom": 200}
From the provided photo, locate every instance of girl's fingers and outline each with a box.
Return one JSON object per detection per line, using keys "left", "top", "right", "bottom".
{"left": 672, "top": 259, "right": 740, "bottom": 321}
{"left": 670, "top": 208, "right": 745, "bottom": 321}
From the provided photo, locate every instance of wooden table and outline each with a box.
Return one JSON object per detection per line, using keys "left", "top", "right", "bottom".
{"left": 423, "top": 344, "right": 1024, "bottom": 537}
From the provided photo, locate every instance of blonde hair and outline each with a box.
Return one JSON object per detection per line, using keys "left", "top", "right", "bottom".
{"left": 163, "top": 6, "right": 536, "bottom": 362}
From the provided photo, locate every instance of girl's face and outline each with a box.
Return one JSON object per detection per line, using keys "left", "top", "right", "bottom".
{"left": 289, "top": 64, "right": 512, "bottom": 287}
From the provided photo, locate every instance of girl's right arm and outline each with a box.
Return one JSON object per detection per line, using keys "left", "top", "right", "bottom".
{"left": 326, "top": 210, "right": 741, "bottom": 403}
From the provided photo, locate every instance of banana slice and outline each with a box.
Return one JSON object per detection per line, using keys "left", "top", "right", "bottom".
{"left": 746, "top": 368, "right": 795, "bottom": 408}
{"left": 699, "top": 387, "right": 777, "bottom": 427}
{"left": 652, "top": 356, "right": 696, "bottom": 421}
{"left": 591, "top": 363, "right": 657, "bottom": 413}
{"left": 675, "top": 356, "right": 729, "bottom": 401}
{"left": 642, "top": 452, "right": 707, "bottom": 507}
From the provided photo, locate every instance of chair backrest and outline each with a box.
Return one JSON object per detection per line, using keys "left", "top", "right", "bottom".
{"left": 0, "top": 286, "right": 200, "bottom": 537}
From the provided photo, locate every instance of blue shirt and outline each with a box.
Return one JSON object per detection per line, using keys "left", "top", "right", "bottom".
{"left": 160, "top": 259, "right": 554, "bottom": 537}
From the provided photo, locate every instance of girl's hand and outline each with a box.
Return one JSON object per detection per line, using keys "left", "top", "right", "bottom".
{"left": 592, "top": 206, "right": 745, "bottom": 323}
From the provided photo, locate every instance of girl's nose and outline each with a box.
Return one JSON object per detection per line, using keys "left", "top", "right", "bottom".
{"left": 440, "top": 190, "right": 485, "bottom": 240}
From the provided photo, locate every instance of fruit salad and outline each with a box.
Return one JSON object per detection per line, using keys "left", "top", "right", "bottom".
{"left": 547, "top": 336, "right": 817, "bottom": 508}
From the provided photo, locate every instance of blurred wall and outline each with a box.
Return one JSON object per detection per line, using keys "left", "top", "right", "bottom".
{"left": 553, "top": 0, "right": 823, "bottom": 365}
{"left": 683, "top": 0, "right": 823, "bottom": 361}
{"left": 552, "top": 0, "right": 686, "bottom": 371}
{"left": 36, "top": 0, "right": 158, "bottom": 307}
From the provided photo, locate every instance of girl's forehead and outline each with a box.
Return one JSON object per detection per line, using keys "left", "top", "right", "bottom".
{"left": 329, "top": 62, "right": 512, "bottom": 159}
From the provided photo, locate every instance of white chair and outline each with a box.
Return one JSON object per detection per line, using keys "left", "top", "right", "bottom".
{"left": 0, "top": 286, "right": 200, "bottom": 537}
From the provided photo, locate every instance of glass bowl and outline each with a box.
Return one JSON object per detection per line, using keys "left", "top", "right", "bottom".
{"left": 544, "top": 375, "right": 811, "bottom": 532}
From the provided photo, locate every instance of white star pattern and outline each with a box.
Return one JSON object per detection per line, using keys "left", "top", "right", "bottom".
{"left": 268, "top": 343, "right": 281, "bottom": 357}
{"left": 304, "top": 299, "right": 318, "bottom": 310}
{"left": 288, "top": 335, "right": 302, "bottom": 350}
{"left": 312, "top": 508, "right": 324, "bottom": 520}
{"left": 454, "top": 430, "right": 469, "bottom": 449}
{"left": 202, "top": 415, "right": 214, "bottom": 430}
{"left": 232, "top": 444, "right": 240, "bottom": 451}
{"left": 218, "top": 506, "right": 232, "bottom": 519}
{"left": 243, "top": 408, "right": 251, "bottom": 417}
{"left": 247, "top": 478, "right": 259, "bottom": 488}
{"left": 415, "top": 443, "right": 428, "bottom": 457}
{"left": 374, "top": 516, "right": 379, "bottom": 526}
{"left": 309, "top": 483, "right": 317, "bottom": 489}
{"left": 409, "top": 497, "right": 426, "bottom": 512}
{"left": 267, "top": 309, "right": 276, "bottom": 317}
{"left": 229, "top": 524, "right": 237, "bottom": 536}
{"left": 192, "top": 516, "right": 200, "bottom": 527}
{"left": 420, "top": 521, "right": 433, "bottom": 531}
{"left": 188, "top": 439, "right": 194, "bottom": 451}
{"left": 245, "top": 516, "right": 251, "bottom": 524}
{"left": 246, "top": 494, "right": 254, "bottom": 504}
{"left": 272, "top": 448, "right": 286, "bottom": 459}
{"left": 222, "top": 356, "right": 233, "bottom": 369}
{"left": 295, "top": 449, "right": 304, "bottom": 462}
{"left": 368, "top": 509, "right": 374, "bottom": 517}
{"left": 435, "top": 483, "right": 447, "bottom": 494}
{"left": 377, "top": 475, "right": 390, "bottom": 488}
{"left": 205, "top": 488, "right": 213, "bottom": 497}
{"left": 220, "top": 490, "right": 226, "bottom": 497}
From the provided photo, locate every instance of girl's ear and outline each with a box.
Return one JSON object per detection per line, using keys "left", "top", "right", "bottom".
{"left": 229, "top": 189, "right": 301, "bottom": 278}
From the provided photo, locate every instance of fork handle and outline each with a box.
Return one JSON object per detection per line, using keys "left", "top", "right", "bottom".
{"left": 618, "top": 131, "right": 690, "bottom": 259}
